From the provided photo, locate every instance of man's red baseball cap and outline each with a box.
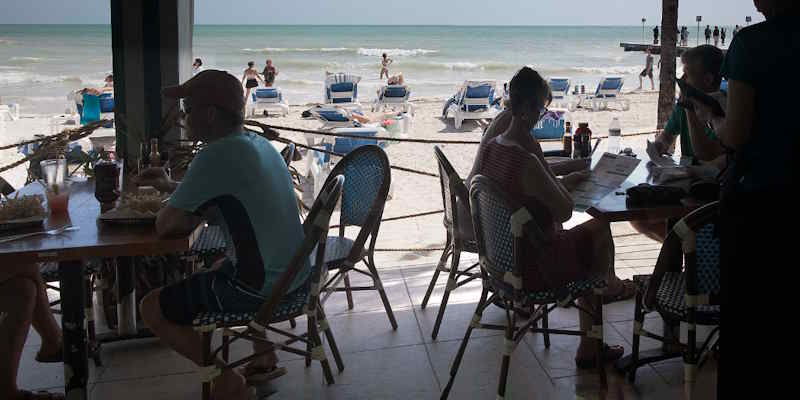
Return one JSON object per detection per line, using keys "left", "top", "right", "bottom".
{"left": 162, "top": 70, "right": 244, "bottom": 117}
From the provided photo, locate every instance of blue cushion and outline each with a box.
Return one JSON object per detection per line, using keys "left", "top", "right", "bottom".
{"left": 255, "top": 88, "right": 279, "bottom": 98}
{"left": 465, "top": 85, "right": 492, "bottom": 98}
{"left": 330, "top": 82, "right": 354, "bottom": 92}
{"left": 317, "top": 110, "right": 350, "bottom": 122}
{"left": 384, "top": 86, "right": 407, "bottom": 98}
{"left": 549, "top": 79, "right": 570, "bottom": 92}
{"left": 600, "top": 78, "right": 623, "bottom": 91}
{"left": 99, "top": 94, "right": 114, "bottom": 113}
{"left": 332, "top": 98, "right": 351, "bottom": 104}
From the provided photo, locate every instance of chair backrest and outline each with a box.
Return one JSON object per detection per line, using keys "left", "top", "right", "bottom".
{"left": 323, "top": 145, "right": 391, "bottom": 260}
{"left": 253, "top": 88, "right": 282, "bottom": 103}
{"left": 99, "top": 93, "right": 114, "bottom": 113}
{"left": 595, "top": 77, "right": 624, "bottom": 97}
{"left": 325, "top": 73, "right": 361, "bottom": 103}
{"left": 460, "top": 82, "right": 495, "bottom": 111}
{"left": 281, "top": 143, "right": 296, "bottom": 167}
{"left": 434, "top": 146, "right": 469, "bottom": 239}
{"left": 667, "top": 201, "right": 721, "bottom": 301}
{"left": 383, "top": 85, "right": 409, "bottom": 99}
{"left": 311, "top": 107, "right": 351, "bottom": 123}
{"left": 548, "top": 78, "right": 571, "bottom": 98}
{"left": 255, "top": 175, "right": 344, "bottom": 324}
{"left": 469, "top": 175, "right": 549, "bottom": 298}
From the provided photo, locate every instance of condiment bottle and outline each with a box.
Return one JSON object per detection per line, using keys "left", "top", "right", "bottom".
{"left": 149, "top": 138, "right": 161, "bottom": 168}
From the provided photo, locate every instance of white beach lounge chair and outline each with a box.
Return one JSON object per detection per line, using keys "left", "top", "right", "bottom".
{"left": 307, "top": 105, "right": 361, "bottom": 130}
{"left": 373, "top": 85, "right": 414, "bottom": 115}
{"left": 548, "top": 77, "right": 576, "bottom": 111}
{"left": 581, "top": 76, "right": 630, "bottom": 111}
{"left": 324, "top": 72, "right": 362, "bottom": 112}
{"left": 248, "top": 87, "right": 289, "bottom": 117}
{"left": 0, "top": 103, "right": 20, "bottom": 121}
{"left": 443, "top": 80, "right": 501, "bottom": 129}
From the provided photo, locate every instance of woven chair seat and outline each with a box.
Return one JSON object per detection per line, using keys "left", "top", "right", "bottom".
{"left": 323, "top": 236, "right": 366, "bottom": 269}
{"left": 655, "top": 271, "right": 719, "bottom": 324}
{"left": 191, "top": 284, "right": 310, "bottom": 328}
{"left": 525, "top": 275, "right": 608, "bottom": 304}
{"left": 185, "top": 225, "right": 228, "bottom": 257}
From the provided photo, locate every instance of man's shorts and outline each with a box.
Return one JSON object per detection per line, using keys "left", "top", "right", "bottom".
{"left": 159, "top": 261, "right": 265, "bottom": 325}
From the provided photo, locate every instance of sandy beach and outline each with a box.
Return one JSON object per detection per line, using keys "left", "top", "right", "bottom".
{"left": 1, "top": 91, "right": 664, "bottom": 271}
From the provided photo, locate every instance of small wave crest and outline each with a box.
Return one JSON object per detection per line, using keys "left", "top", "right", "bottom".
{"left": 0, "top": 71, "right": 83, "bottom": 85}
{"left": 572, "top": 65, "right": 642, "bottom": 75}
{"left": 241, "top": 47, "right": 350, "bottom": 54}
{"left": 8, "top": 56, "right": 45, "bottom": 64}
{"left": 357, "top": 48, "right": 438, "bottom": 57}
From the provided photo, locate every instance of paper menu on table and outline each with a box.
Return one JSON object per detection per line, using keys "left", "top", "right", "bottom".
{"left": 571, "top": 152, "right": 641, "bottom": 211}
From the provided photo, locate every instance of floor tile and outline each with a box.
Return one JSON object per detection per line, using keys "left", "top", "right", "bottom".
{"left": 18, "top": 346, "right": 103, "bottom": 391}
{"left": 524, "top": 322, "right": 627, "bottom": 379}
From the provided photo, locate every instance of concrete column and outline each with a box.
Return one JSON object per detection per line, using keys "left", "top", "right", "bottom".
{"left": 111, "top": 0, "right": 193, "bottom": 162}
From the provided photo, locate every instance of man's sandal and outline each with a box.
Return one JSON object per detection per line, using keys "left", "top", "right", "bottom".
{"left": 240, "top": 365, "right": 287, "bottom": 385}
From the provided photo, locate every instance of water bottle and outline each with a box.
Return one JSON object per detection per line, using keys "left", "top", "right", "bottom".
{"left": 607, "top": 117, "right": 622, "bottom": 155}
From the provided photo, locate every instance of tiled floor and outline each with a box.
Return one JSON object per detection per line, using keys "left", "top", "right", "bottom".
{"left": 20, "top": 239, "right": 717, "bottom": 399}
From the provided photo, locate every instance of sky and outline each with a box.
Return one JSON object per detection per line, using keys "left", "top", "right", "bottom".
{"left": 0, "top": 0, "right": 764, "bottom": 26}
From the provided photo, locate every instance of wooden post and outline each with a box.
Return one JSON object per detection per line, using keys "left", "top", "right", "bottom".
{"left": 110, "top": 0, "right": 193, "bottom": 166}
{"left": 657, "top": 0, "right": 679, "bottom": 129}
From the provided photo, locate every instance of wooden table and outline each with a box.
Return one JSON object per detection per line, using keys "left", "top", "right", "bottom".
{"left": 0, "top": 179, "right": 199, "bottom": 400}
{"left": 586, "top": 153, "right": 697, "bottom": 222}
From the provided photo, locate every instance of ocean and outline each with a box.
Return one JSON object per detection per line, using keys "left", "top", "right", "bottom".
{"left": 0, "top": 24, "right": 712, "bottom": 115}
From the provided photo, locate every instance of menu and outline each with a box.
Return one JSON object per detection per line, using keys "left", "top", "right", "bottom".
{"left": 572, "top": 152, "right": 641, "bottom": 211}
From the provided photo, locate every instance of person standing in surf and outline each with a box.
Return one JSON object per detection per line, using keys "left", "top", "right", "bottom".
{"left": 638, "top": 47, "right": 655, "bottom": 91}
{"left": 262, "top": 59, "right": 278, "bottom": 87}
{"left": 380, "top": 53, "right": 393, "bottom": 80}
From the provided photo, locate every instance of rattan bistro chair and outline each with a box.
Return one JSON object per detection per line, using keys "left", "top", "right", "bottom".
{"left": 193, "top": 175, "right": 346, "bottom": 400}
{"left": 441, "top": 176, "right": 608, "bottom": 399}
{"left": 421, "top": 146, "right": 481, "bottom": 339}
{"left": 319, "top": 145, "right": 397, "bottom": 329}
{"left": 626, "top": 201, "right": 721, "bottom": 384}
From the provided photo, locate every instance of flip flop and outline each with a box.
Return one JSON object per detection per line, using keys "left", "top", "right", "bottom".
{"left": 575, "top": 344, "right": 625, "bottom": 369}
{"left": 602, "top": 279, "right": 637, "bottom": 305}
{"left": 240, "top": 365, "right": 287, "bottom": 385}
{"left": 34, "top": 347, "right": 63, "bottom": 363}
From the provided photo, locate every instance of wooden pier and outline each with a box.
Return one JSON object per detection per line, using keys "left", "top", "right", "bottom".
{"left": 619, "top": 42, "right": 726, "bottom": 55}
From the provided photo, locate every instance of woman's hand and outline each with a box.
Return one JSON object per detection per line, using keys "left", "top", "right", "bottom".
{"left": 561, "top": 170, "right": 590, "bottom": 191}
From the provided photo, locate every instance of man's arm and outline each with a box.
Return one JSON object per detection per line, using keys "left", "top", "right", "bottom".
{"left": 707, "top": 80, "right": 755, "bottom": 150}
{"left": 155, "top": 205, "right": 203, "bottom": 238}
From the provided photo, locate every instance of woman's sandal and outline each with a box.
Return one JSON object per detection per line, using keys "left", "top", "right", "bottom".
{"left": 19, "top": 390, "right": 65, "bottom": 400}
{"left": 239, "top": 365, "right": 287, "bottom": 385}
{"left": 602, "top": 279, "right": 637, "bottom": 305}
{"left": 574, "top": 343, "right": 625, "bottom": 369}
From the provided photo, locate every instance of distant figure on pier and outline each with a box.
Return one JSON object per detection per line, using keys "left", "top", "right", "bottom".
{"left": 638, "top": 47, "right": 655, "bottom": 91}
{"left": 652, "top": 26, "right": 659, "bottom": 45}
{"left": 680, "top": 26, "right": 689, "bottom": 46}
{"left": 705, "top": 25, "right": 712, "bottom": 44}
{"left": 721, "top": 27, "right": 727, "bottom": 46}
{"left": 733, "top": 24, "right": 741, "bottom": 37}
{"left": 713, "top": 26, "right": 720, "bottom": 46}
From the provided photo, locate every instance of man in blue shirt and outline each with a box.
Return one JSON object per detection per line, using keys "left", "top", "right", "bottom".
{"left": 139, "top": 70, "right": 304, "bottom": 398}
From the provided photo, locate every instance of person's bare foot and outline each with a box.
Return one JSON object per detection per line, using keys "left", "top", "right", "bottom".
{"left": 212, "top": 369, "right": 250, "bottom": 400}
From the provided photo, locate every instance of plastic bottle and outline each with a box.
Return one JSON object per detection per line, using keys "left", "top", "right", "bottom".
{"left": 607, "top": 117, "right": 622, "bottom": 155}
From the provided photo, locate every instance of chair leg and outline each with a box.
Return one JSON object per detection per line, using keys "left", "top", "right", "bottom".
{"left": 85, "top": 273, "right": 101, "bottom": 367}
{"left": 305, "top": 319, "right": 313, "bottom": 367}
{"left": 308, "top": 308, "right": 335, "bottom": 384}
{"left": 685, "top": 321, "right": 697, "bottom": 384}
{"left": 222, "top": 334, "right": 230, "bottom": 363}
{"left": 441, "top": 288, "right": 488, "bottom": 400}
{"left": 289, "top": 318, "right": 297, "bottom": 329}
{"left": 541, "top": 305, "right": 550, "bottom": 349}
{"left": 628, "top": 288, "right": 645, "bottom": 382}
{"left": 318, "top": 305, "right": 344, "bottom": 372}
{"left": 342, "top": 272, "right": 354, "bottom": 310}
{"left": 422, "top": 235, "right": 452, "bottom": 309}
{"left": 431, "top": 248, "right": 460, "bottom": 340}
{"left": 201, "top": 331, "right": 213, "bottom": 400}
{"left": 367, "top": 257, "right": 398, "bottom": 330}
{"left": 496, "top": 301, "right": 515, "bottom": 400}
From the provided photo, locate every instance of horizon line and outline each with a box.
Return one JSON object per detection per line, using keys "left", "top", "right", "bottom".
{"left": 0, "top": 23, "right": 748, "bottom": 27}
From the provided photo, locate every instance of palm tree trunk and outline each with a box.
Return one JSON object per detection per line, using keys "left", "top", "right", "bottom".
{"left": 657, "top": 0, "right": 679, "bottom": 129}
